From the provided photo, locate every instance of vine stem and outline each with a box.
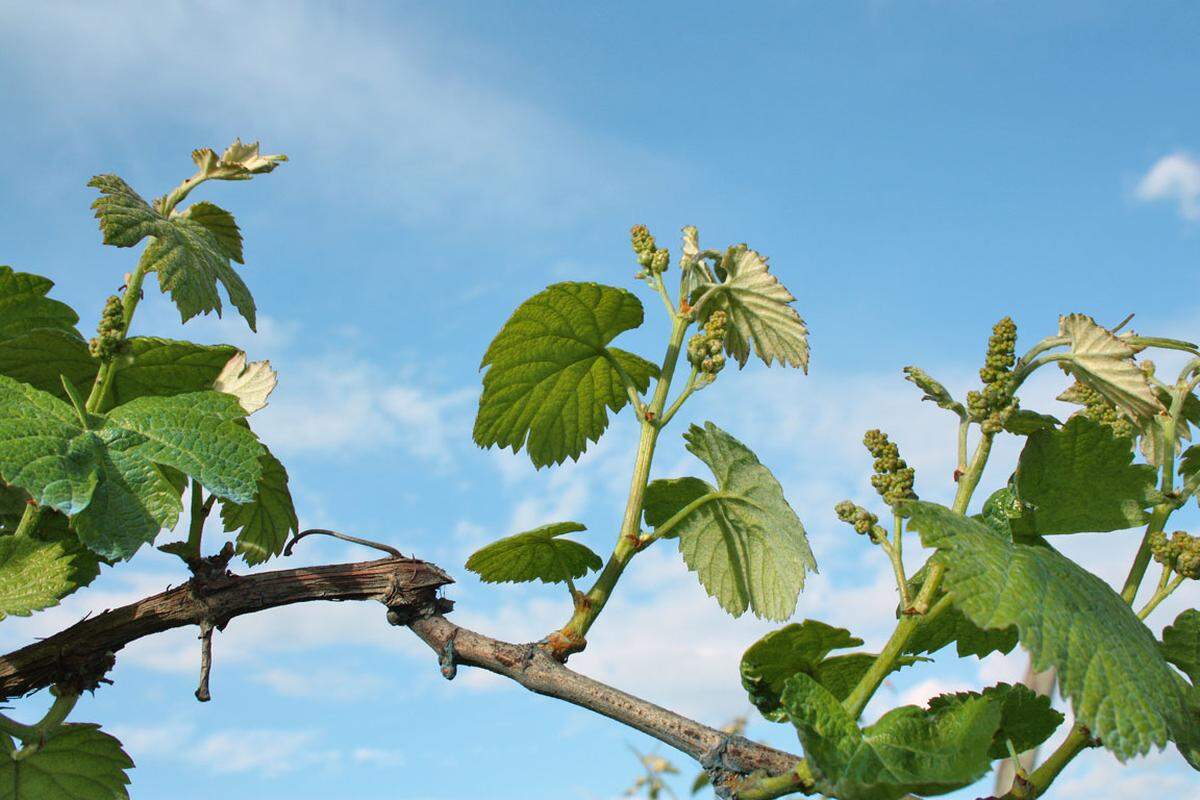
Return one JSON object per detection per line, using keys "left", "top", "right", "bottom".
{"left": 549, "top": 307, "right": 692, "bottom": 656}
{"left": 12, "top": 504, "right": 44, "bottom": 539}
{"left": 1001, "top": 725, "right": 1095, "bottom": 800}
{"left": 0, "top": 690, "right": 79, "bottom": 751}
{"left": 1137, "top": 573, "right": 1185, "bottom": 620}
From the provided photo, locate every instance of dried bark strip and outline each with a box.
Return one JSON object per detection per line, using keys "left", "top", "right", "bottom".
{"left": 0, "top": 557, "right": 452, "bottom": 699}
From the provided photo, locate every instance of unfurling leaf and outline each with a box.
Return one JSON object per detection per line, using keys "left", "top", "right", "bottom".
{"left": 192, "top": 139, "right": 287, "bottom": 181}
{"left": 212, "top": 352, "right": 277, "bottom": 414}
{"left": 0, "top": 266, "right": 81, "bottom": 341}
{"left": 926, "top": 683, "right": 1064, "bottom": 759}
{"left": 902, "top": 366, "right": 966, "bottom": 420}
{"left": 693, "top": 246, "right": 809, "bottom": 370}
{"left": 904, "top": 500, "right": 1191, "bottom": 760}
{"left": 465, "top": 521, "right": 601, "bottom": 584}
{"left": 782, "top": 672, "right": 1000, "bottom": 800}
{"left": 88, "top": 175, "right": 258, "bottom": 329}
{"left": 0, "top": 723, "right": 133, "bottom": 800}
{"left": 473, "top": 282, "right": 658, "bottom": 468}
{"left": 1014, "top": 415, "right": 1158, "bottom": 534}
{"left": 1058, "top": 313, "right": 1163, "bottom": 421}
{"left": 671, "top": 422, "right": 815, "bottom": 620}
{"left": 222, "top": 450, "right": 298, "bottom": 566}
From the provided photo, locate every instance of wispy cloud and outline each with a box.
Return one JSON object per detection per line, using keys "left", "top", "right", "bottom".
{"left": 1135, "top": 152, "right": 1200, "bottom": 221}
{"left": 0, "top": 1, "right": 677, "bottom": 230}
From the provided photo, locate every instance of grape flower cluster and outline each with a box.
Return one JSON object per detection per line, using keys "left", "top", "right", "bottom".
{"left": 966, "top": 317, "right": 1020, "bottom": 434}
{"left": 88, "top": 295, "right": 127, "bottom": 362}
{"left": 1149, "top": 530, "right": 1200, "bottom": 580}
{"left": 630, "top": 224, "right": 669, "bottom": 276}
{"left": 686, "top": 310, "right": 727, "bottom": 382}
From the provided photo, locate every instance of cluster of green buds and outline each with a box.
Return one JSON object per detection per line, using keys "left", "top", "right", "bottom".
{"left": 686, "top": 310, "right": 728, "bottom": 382}
{"left": 863, "top": 429, "right": 917, "bottom": 505}
{"left": 630, "top": 224, "right": 670, "bottom": 277}
{"left": 1058, "top": 381, "right": 1134, "bottom": 439}
{"left": 88, "top": 295, "right": 126, "bottom": 362}
{"left": 834, "top": 500, "right": 887, "bottom": 543}
{"left": 1149, "top": 530, "right": 1200, "bottom": 580}
{"left": 966, "top": 317, "right": 1020, "bottom": 434}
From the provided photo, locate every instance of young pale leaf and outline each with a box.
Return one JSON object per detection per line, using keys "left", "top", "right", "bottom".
{"left": 1162, "top": 610, "right": 1200, "bottom": 685}
{"left": 1014, "top": 415, "right": 1158, "bottom": 534}
{"left": 926, "top": 683, "right": 1064, "bottom": 759}
{"left": 0, "top": 535, "right": 88, "bottom": 620}
{"left": 88, "top": 175, "right": 258, "bottom": 330}
{"left": 781, "top": 672, "right": 1000, "bottom": 800}
{"left": 902, "top": 366, "right": 966, "bottom": 420}
{"left": 0, "top": 723, "right": 133, "bottom": 800}
{"left": 673, "top": 422, "right": 816, "bottom": 620}
{"left": 904, "top": 500, "right": 1191, "bottom": 760}
{"left": 105, "top": 338, "right": 240, "bottom": 407}
{"left": 0, "top": 266, "right": 81, "bottom": 341}
{"left": 465, "top": 521, "right": 601, "bottom": 584}
{"left": 182, "top": 201, "right": 243, "bottom": 262}
{"left": 192, "top": 139, "right": 287, "bottom": 180}
{"left": 473, "top": 283, "right": 657, "bottom": 468}
{"left": 693, "top": 246, "right": 809, "bottom": 370}
{"left": 222, "top": 450, "right": 298, "bottom": 566}
{"left": 1058, "top": 313, "right": 1163, "bottom": 421}
{"left": 0, "top": 328, "right": 97, "bottom": 400}
{"left": 642, "top": 477, "right": 711, "bottom": 531}
{"left": 212, "top": 352, "right": 277, "bottom": 414}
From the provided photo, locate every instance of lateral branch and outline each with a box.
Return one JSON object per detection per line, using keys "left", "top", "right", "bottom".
{"left": 0, "top": 555, "right": 807, "bottom": 796}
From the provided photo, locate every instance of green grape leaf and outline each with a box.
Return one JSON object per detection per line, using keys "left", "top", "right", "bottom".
{"left": 465, "top": 521, "right": 601, "bottom": 584}
{"left": 741, "top": 620, "right": 862, "bottom": 721}
{"left": 926, "top": 683, "right": 1064, "bottom": 759}
{"left": 781, "top": 672, "right": 1000, "bottom": 800}
{"left": 106, "top": 338, "right": 239, "bottom": 407}
{"left": 642, "top": 477, "right": 711, "bottom": 531}
{"left": 0, "top": 329, "right": 97, "bottom": 400}
{"left": 146, "top": 216, "right": 257, "bottom": 330}
{"left": 0, "top": 376, "right": 263, "bottom": 560}
{"left": 810, "top": 653, "right": 925, "bottom": 704}
{"left": 1058, "top": 313, "right": 1163, "bottom": 421}
{"left": 1162, "top": 610, "right": 1200, "bottom": 685}
{"left": 673, "top": 422, "right": 815, "bottom": 620}
{"left": 0, "top": 535, "right": 87, "bottom": 620}
{"left": 29, "top": 510, "right": 102, "bottom": 589}
{"left": 222, "top": 450, "right": 298, "bottom": 566}
{"left": 0, "top": 376, "right": 102, "bottom": 515}
{"left": 902, "top": 366, "right": 966, "bottom": 420}
{"left": 903, "top": 500, "right": 1191, "bottom": 760}
{"left": 1014, "top": 415, "right": 1158, "bottom": 534}
{"left": 0, "top": 266, "right": 81, "bottom": 342}
{"left": 1003, "top": 409, "right": 1061, "bottom": 436}
{"left": 88, "top": 175, "right": 257, "bottom": 330}
{"left": 0, "top": 723, "right": 133, "bottom": 800}
{"left": 689, "top": 770, "right": 712, "bottom": 794}
{"left": 473, "top": 283, "right": 657, "bottom": 468}
{"left": 693, "top": 246, "right": 809, "bottom": 370}
{"left": 182, "top": 201, "right": 243, "bottom": 263}
{"left": 104, "top": 392, "right": 263, "bottom": 504}
{"left": 976, "top": 486, "right": 1036, "bottom": 540}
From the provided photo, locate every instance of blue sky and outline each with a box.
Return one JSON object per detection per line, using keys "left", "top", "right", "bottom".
{"left": 2, "top": 1, "right": 1199, "bottom": 798}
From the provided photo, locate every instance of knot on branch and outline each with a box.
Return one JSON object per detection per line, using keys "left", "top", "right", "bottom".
{"left": 50, "top": 649, "right": 116, "bottom": 699}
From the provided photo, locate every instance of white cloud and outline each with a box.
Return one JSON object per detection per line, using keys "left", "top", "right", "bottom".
{"left": 1135, "top": 152, "right": 1200, "bottom": 221}
{"left": 0, "top": 1, "right": 676, "bottom": 229}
